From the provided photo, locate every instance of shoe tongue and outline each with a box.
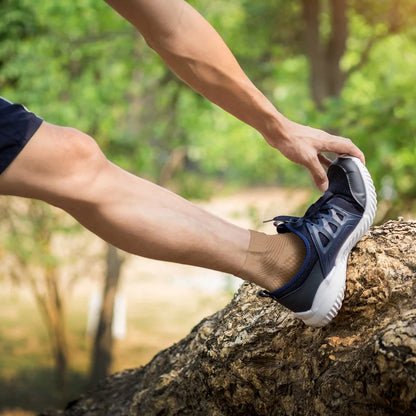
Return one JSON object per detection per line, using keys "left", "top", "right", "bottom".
{"left": 304, "top": 191, "right": 362, "bottom": 220}
{"left": 327, "top": 164, "right": 352, "bottom": 199}
{"left": 327, "top": 194, "right": 362, "bottom": 215}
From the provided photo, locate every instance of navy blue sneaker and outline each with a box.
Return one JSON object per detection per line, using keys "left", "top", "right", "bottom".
{"left": 259, "top": 156, "right": 377, "bottom": 327}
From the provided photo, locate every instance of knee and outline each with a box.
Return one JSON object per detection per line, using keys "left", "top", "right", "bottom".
{"left": 58, "top": 127, "right": 106, "bottom": 172}
{"left": 0, "top": 123, "right": 109, "bottom": 205}
{"left": 53, "top": 127, "right": 109, "bottom": 191}
{"left": 37, "top": 126, "right": 114, "bottom": 210}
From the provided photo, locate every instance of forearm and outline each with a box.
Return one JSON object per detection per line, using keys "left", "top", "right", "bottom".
{"left": 104, "top": 0, "right": 366, "bottom": 192}
{"left": 104, "top": 0, "right": 287, "bottom": 138}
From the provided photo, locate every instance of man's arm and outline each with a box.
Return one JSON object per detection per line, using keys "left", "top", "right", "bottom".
{"left": 103, "top": 0, "right": 364, "bottom": 191}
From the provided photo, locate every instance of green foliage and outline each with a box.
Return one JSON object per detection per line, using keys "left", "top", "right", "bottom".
{"left": 0, "top": 199, "right": 85, "bottom": 280}
{"left": 1, "top": 0, "right": 415, "bottom": 207}
{"left": 311, "top": 33, "right": 416, "bottom": 207}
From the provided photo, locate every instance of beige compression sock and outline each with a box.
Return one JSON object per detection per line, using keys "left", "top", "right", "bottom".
{"left": 237, "top": 230, "right": 306, "bottom": 292}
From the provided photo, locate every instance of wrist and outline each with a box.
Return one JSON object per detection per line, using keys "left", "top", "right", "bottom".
{"left": 257, "top": 105, "right": 290, "bottom": 144}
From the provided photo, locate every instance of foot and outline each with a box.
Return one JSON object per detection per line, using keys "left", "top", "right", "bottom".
{"left": 259, "top": 155, "right": 377, "bottom": 327}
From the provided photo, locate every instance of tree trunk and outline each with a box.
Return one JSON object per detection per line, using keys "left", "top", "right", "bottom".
{"left": 43, "top": 220, "right": 416, "bottom": 416}
{"left": 46, "top": 270, "right": 69, "bottom": 397}
{"left": 89, "top": 244, "right": 123, "bottom": 386}
{"left": 302, "top": 0, "right": 348, "bottom": 108}
{"left": 29, "top": 266, "right": 69, "bottom": 399}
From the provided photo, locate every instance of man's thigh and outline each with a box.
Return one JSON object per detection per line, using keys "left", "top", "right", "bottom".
{"left": 0, "top": 99, "right": 108, "bottom": 206}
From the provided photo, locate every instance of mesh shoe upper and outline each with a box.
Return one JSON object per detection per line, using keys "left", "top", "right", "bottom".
{"left": 259, "top": 156, "right": 367, "bottom": 313}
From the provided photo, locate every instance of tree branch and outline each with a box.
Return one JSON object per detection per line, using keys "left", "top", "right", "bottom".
{"left": 45, "top": 220, "right": 416, "bottom": 416}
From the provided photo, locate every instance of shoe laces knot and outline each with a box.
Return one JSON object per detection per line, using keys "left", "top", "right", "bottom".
{"left": 264, "top": 193, "right": 339, "bottom": 232}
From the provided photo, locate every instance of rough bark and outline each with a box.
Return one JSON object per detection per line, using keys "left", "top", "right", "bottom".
{"left": 43, "top": 220, "right": 416, "bottom": 416}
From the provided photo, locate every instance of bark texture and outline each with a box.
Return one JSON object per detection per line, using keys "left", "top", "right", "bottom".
{"left": 44, "top": 220, "right": 416, "bottom": 416}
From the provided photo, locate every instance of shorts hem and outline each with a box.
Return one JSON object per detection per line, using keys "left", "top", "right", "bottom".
{"left": 0, "top": 117, "right": 43, "bottom": 175}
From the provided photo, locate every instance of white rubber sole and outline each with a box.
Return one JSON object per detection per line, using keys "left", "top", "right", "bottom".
{"left": 294, "top": 157, "right": 377, "bottom": 327}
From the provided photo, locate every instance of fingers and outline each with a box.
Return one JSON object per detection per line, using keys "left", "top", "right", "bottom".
{"left": 273, "top": 121, "right": 366, "bottom": 192}
{"left": 309, "top": 134, "right": 365, "bottom": 192}
{"left": 317, "top": 153, "right": 332, "bottom": 167}
{"left": 323, "top": 134, "right": 366, "bottom": 165}
{"left": 305, "top": 154, "right": 329, "bottom": 192}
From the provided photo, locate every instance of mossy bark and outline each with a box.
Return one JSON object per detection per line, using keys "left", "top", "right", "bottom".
{"left": 42, "top": 220, "right": 416, "bottom": 416}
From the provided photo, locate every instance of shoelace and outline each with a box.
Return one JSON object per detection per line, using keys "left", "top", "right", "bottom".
{"left": 264, "top": 192, "right": 337, "bottom": 231}
{"left": 258, "top": 195, "right": 337, "bottom": 299}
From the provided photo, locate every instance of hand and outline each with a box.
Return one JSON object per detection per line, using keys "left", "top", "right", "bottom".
{"left": 264, "top": 118, "right": 365, "bottom": 192}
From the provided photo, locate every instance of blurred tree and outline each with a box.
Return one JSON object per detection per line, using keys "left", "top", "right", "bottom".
{"left": 231, "top": 0, "right": 416, "bottom": 208}
{"left": 0, "top": 0, "right": 39, "bottom": 89}
{"left": 0, "top": 199, "right": 79, "bottom": 398}
{"left": 236, "top": 0, "right": 416, "bottom": 104}
{"left": 3, "top": 0, "right": 416, "bottom": 196}
{"left": 0, "top": 1, "right": 136, "bottom": 392}
{"left": 89, "top": 244, "right": 124, "bottom": 386}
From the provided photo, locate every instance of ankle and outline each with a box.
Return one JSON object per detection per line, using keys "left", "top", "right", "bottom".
{"left": 237, "top": 230, "right": 306, "bottom": 292}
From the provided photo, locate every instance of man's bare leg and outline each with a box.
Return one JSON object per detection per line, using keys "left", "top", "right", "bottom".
{"left": 0, "top": 122, "right": 305, "bottom": 290}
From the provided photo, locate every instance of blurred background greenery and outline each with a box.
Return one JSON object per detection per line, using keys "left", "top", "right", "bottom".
{"left": 1, "top": 0, "right": 416, "bottom": 414}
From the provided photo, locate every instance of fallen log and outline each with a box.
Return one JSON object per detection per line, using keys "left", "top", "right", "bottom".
{"left": 43, "top": 220, "right": 416, "bottom": 416}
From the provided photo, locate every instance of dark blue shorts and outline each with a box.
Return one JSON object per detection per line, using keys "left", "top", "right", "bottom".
{"left": 0, "top": 97, "right": 43, "bottom": 175}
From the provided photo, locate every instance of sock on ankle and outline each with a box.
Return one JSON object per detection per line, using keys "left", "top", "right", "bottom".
{"left": 237, "top": 230, "right": 306, "bottom": 292}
